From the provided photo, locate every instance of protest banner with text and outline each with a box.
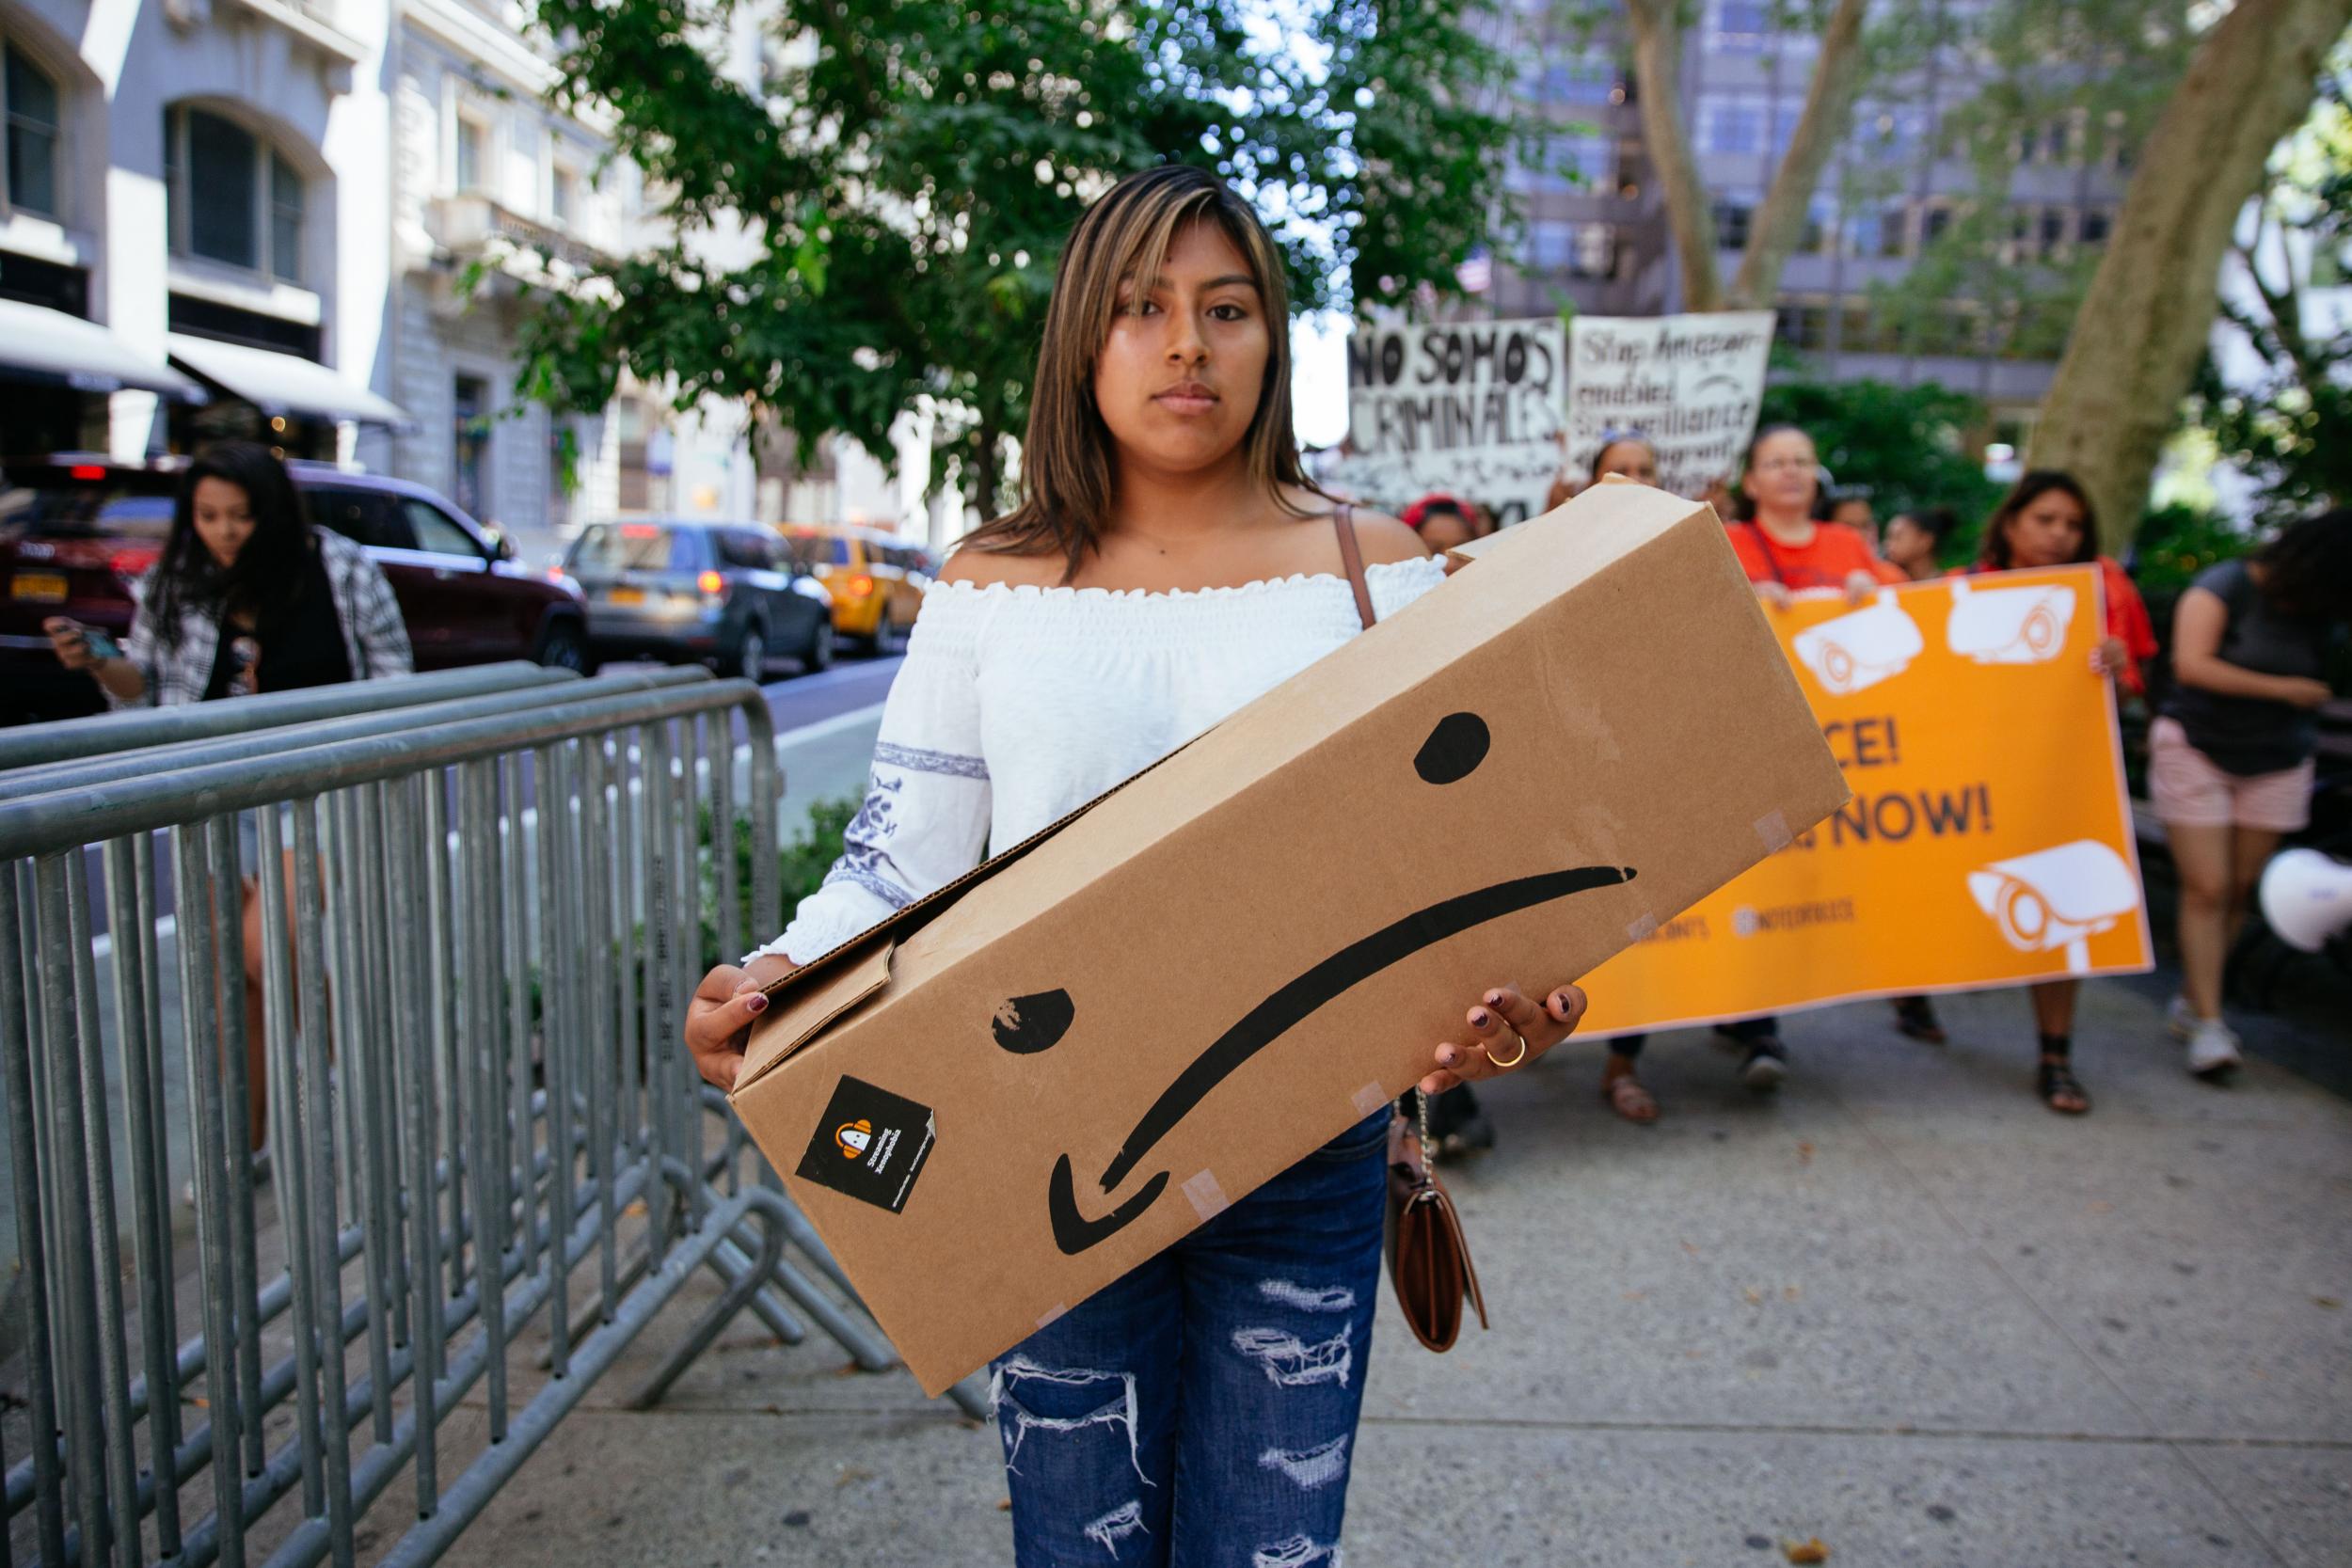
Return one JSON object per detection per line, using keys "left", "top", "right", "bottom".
{"left": 1577, "top": 566, "right": 2154, "bottom": 1036}
{"left": 1333, "top": 320, "right": 1567, "bottom": 526}
{"left": 1564, "top": 311, "right": 1775, "bottom": 498}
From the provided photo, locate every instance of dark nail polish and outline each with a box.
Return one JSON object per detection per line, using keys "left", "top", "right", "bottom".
{"left": 745, "top": 993, "right": 769, "bottom": 1014}
{"left": 1470, "top": 1009, "right": 1490, "bottom": 1027}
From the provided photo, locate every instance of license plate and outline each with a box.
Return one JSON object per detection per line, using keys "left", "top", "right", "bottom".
{"left": 607, "top": 586, "right": 645, "bottom": 606}
{"left": 10, "top": 572, "right": 67, "bottom": 603}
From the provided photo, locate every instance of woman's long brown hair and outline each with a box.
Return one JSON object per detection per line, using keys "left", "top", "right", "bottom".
{"left": 961, "top": 165, "right": 1323, "bottom": 581}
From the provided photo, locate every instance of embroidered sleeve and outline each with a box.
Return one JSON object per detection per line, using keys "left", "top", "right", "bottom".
{"left": 744, "top": 594, "right": 992, "bottom": 966}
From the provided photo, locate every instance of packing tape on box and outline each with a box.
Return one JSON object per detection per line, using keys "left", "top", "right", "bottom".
{"left": 1753, "top": 809, "right": 1793, "bottom": 853}
{"left": 1036, "top": 1304, "right": 1068, "bottom": 1330}
{"left": 1182, "top": 1169, "right": 1230, "bottom": 1222}
{"left": 1625, "top": 911, "right": 1659, "bottom": 943}
{"left": 1351, "top": 1082, "right": 1390, "bottom": 1118}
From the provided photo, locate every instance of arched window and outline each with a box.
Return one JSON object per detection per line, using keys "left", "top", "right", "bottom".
{"left": 3, "top": 41, "right": 60, "bottom": 218}
{"left": 163, "top": 104, "right": 306, "bottom": 284}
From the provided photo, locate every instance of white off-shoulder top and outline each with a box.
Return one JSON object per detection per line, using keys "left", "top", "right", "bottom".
{"left": 749, "top": 558, "right": 1449, "bottom": 966}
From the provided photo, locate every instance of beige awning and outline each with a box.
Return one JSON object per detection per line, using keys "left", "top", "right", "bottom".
{"left": 0, "top": 299, "right": 204, "bottom": 399}
{"left": 167, "top": 333, "right": 411, "bottom": 427}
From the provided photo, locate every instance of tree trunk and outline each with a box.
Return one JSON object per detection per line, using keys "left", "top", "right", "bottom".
{"left": 1627, "top": 0, "right": 1724, "bottom": 313}
{"left": 2027, "top": 0, "right": 2352, "bottom": 551}
{"left": 1728, "top": 0, "right": 1870, "bottom": 310}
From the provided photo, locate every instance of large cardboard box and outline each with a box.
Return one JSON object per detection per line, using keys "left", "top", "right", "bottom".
{"left": 731, "top": 483, "right": 1849, "bottom": 1395}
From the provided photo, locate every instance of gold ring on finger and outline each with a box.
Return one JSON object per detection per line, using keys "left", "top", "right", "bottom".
{"left": 1483, "top": 1029, "right": 1530, "bottom": 1069}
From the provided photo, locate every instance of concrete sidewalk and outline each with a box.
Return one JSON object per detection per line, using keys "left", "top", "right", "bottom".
{"left": 421, "top": 974, "right": 2351, "bottom": 1568}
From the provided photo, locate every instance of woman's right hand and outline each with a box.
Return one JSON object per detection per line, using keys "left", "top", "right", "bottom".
{"left": 44, "top": 618, "right": 96, "bottom": 671}
{"left": 1755, "top": 581, "right": 1794, "bottom": 612}
{"left": 2278, "top": 676, "right": 2334, "bottom": 711}
{"left": 686, "top": 963, "right": 771, "bottom": 1091}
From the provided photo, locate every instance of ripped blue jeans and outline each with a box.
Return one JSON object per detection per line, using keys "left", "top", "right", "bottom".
{"left": 991, "top": 1111, "right": 1390, "bottom": 1568}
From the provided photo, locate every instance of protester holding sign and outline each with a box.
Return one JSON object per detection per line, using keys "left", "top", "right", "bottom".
{"left": 1967, "top": 472, "right": 2159, "bottom": 1113}
{"left": 1727, "top": 426, "right": 1901, "bottom": 610}
{"left": 2153, "top": 510, "right": 2351, "bottom": 1080}
{"left": 684, "top": 166, "right": 1595, "bottom": 1564}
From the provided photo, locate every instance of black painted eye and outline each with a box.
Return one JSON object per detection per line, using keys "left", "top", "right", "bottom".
{"left": 993, "top": 990, "right": 1075, "bottom": 1054}
{"left": 1415, "top": 712, "right": 1491, "bottom": 785}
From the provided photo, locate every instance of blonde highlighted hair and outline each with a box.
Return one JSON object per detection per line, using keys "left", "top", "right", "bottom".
{"left": 963, "top": 165, "right": 1323, "bottom": 578}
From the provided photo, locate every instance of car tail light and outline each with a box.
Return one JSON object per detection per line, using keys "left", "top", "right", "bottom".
{"left": 109, "top": 547, "right": 160, "bottom": 582}
{"left": 846, "top": 574, "right": 874, "bottom": 597}
{"left": 697, "top": 570, "right": 724, "bottom": 595}
{"left": 69, "top": 465, "right": 106, "bottom": 482}
{"left": 621, "top": 523, "right": 660, "bottom": 539}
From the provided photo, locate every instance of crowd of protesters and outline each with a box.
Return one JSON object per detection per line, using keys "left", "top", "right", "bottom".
{"left": 1392, "top": 421, "right": 2349, "bottom": 1145}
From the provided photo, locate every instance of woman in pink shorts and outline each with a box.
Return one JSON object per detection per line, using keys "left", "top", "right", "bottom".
{"left": 2154, "top": 510, "right": 2350, "bottom": 1079}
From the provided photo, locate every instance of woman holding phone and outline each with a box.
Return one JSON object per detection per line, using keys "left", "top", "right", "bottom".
{"left": 684, "top": 166, "right": 1595, "bottom": 1564}
{"left": 47, "top": 441, "right": 410, "bottom": 1164}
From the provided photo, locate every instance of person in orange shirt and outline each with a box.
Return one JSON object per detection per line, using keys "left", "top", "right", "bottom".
{"left": 1703, "top": 426, "right": 1902, "bottom": 1090}
{"left": 1964, "top": 471, "right": 2158, "bottom": 1115}
{"left": 1727, "top": 425, "right": 1904, "bottom": 607}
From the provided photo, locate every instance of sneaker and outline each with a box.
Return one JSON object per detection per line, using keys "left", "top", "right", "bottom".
{"left": 2166, "top": 996, "right": 2198, "bottom": 1041}
{"left": 1741, "top": 1040, "right": 1788, "bottom": 1092}
{"left": 2185, "top": 1019, "right": 2242, "bottom": 1081}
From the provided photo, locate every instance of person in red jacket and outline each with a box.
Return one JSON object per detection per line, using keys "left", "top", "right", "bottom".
{"left": 1967, "top": 470, "right": 2157, "bottom": 1115}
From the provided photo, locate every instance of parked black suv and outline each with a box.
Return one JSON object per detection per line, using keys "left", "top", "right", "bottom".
{"left": 564, "top": 518, "right": 836, "bottom": 678}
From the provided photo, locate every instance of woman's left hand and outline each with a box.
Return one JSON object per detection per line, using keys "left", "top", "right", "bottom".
{"left": 2090, "top": 636, "right": 2128, "bottom": 678}
{"left": 1843, "top": 569, "right": 1881, "bottom": 607}
{"left": 1423, "top": 983, "right": 1588, "bottom": 1094}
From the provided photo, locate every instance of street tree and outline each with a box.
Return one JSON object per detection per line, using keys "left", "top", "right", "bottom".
{"left": 1610, "top": 0, "right": 1928, "bottom": 313}
{"left": 516, "top": 0, "right": 1532, "bottom": 517}
{"left": 2192, "top": 55, "right": 2352, "bottom": 528}
{"left": 2028, "top": 0, "right": 2352, "bottom": 549}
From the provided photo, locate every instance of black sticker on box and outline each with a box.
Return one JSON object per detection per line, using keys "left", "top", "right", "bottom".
{"left": 795, "top": 1075, "right": 936, "bottom": 1214}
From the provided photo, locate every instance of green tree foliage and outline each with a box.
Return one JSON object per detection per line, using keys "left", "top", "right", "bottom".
{"left": 516, "top": 0, "right": 1534, "bottom": 515}
{"left": 1758, "top": 377, "right": 2005, "bottom": 558}
{"left": 2190, "top": 58, "right": 2352, "bottom": 527}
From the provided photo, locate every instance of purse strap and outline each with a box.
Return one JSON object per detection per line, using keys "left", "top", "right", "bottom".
{"left": 1333, "top": 503, "right": 1375, "bottom": 630}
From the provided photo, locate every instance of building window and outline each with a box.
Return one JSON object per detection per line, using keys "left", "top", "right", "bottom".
{"left": 455, "top": 112, "right": 486, "bottom": 194}
{"left": 3, "top": 43, "right": 60, "bottom": 219}
{"left": 2081, "top": 207, "right": 2113, "bottom": 245}
{"left": 453, "top": 374, "right": 489, "bottom": 520}
{"left": 1528, "top": 58, "right": 1616, "bottom": 106}
{"left": 166, "top": 106, "right": 307, "bottom": 283}
{"left": 1922, "top": 205, "right": 1954, "bottom": 246}
{"left": 1530, "top": 220, "right": 1575, "bottom": 270}
{"left": 1512, "top": 134, "right": 1613, "bottom": 193}
{"left": 550, "top": 154, "right": 579, "bottom": 228}
{"left": 1571, "top": 223, "right": 1615, "bottom": 278}
{"left": 1711, "top": 0, "right": 1769, "bottom": 50}
{"left": 1713, "top": 202, "right": 1753, "bottom": 251}
{"left": 2039, "top": 208, "right": 2067, "bottom": 256}
{"left": 1706, "top": 103, "right": 1763, "bottom": 156}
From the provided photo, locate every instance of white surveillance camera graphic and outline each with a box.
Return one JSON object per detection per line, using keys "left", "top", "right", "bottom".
{"left": 1789, "top": 593, "right": 1924, "bottom": 697}
{"left": 1946, "top": 578, "right": 2076, "bottom": 666}
{"left": 1967, "top": 840, "right": 2138, "bottom": 974}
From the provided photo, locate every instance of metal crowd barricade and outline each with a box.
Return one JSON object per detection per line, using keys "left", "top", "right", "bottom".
{"left": 0, "top": 675, "right": 946, "bottom": 1568}
{"left": 0, "top": 663, "right": 572, "bottom": 775}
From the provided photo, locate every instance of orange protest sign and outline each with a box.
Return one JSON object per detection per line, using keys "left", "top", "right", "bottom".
{"left": 1578, "top": 564, "right": 2154, "bottom": 1035}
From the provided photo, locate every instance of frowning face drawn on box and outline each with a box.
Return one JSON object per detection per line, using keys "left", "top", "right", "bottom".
{"left": 986, "top": 709, "right": 1639, "bottom": 1255}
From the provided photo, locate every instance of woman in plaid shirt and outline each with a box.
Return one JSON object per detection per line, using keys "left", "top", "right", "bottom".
{"left": 49, "top": 440, "right": 411, "bottom": 705}
{"left": 47, "top": 440, "right": 411, "bottom": 1168}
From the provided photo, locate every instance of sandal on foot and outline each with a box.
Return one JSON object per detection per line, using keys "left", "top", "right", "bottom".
{"left": 1893, "top": 996, "right": 1947, "bottom": 1044}
{"left": 2037, "top": 1055, "right": 2090, "bottom": 1115}
{"left": 1603, "top": 1073, "right": 1660, "bottom": 1124}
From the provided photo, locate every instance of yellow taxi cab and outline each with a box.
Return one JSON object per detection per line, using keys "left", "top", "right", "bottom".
{"left": 778, "top": 524, "right": 934, "bottom": 655}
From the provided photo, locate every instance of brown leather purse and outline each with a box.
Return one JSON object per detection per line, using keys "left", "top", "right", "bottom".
{"left": 1330, "top": 505, "right": 1490, "bottom": 1353}
{"left": 1384, "top": 1094, "right": 1489, "bottom": 1352}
